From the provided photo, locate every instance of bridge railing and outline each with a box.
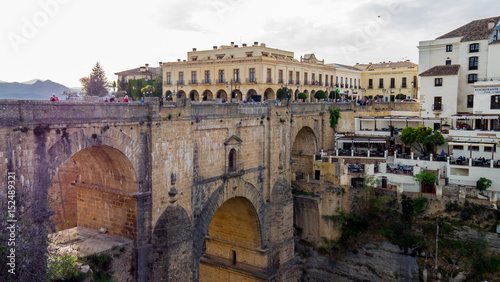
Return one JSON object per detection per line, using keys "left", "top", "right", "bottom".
{"left": 0, "top": 100, "right": 153, "bottom": 126}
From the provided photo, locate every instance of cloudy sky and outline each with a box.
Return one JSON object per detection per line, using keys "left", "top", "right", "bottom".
{"left": 1, "top": 0, "right": 499, "bottom": 88}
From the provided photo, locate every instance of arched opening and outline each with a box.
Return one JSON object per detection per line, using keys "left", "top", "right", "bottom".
{"left": 310, "top": 90, "right": 316, "bottom": 101}
{"left": 165, "top": 90, "right": 173, "bottom": 101}
{"left": 303, "top": 90, "right": 309, "bottom": 102}
{"left": 232, "top": 89, "right": 243, "bottom": 101}
{"left": 294, "top": 89, "right": 299, "bottom": 101}
{"left": 48, "top": 145, "right": 138, "bottom": 256}
{"left": 291, "top": 127, "right": 317, "bottom": 181}
{"left": 264, "top": 88, "right": 275, "bottom": 101}
{"left": 217, "top": 89, "right": 228, "bottom": 101}
{"left": 246, "top": 89, "right": 260, "bottom": 102}
{"left": 190, "top": 90, "right": 200, "bottom": 101}
{"left": 202, "top": 90, "right": 213, "bottom": 101}
{"left": 228, "top": 149, "right": 236, "bottom": 172}
{"left": 200, "top": 197, "right": 265, "bottom": 280}
{"left": 177, "top": 90, "right": 187, "bottom": 100}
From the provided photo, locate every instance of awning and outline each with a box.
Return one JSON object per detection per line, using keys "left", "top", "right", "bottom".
{"left": 338, "top": 138, "right": 386, "bottom": 143}
{"left": 448, "top": 142, "right": 494, "bottom": 147}
{"left": 359, "top": 117, "right": 441, "bottom": 122}
{"left": 452, "top": 115, "right": 499, "bottom": 120}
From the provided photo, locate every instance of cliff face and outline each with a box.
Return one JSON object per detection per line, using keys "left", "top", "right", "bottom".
{"left": 300, "top": 241, "right": 420, "bottom": 282}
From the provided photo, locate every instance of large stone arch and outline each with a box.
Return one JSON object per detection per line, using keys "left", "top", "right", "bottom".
{"left": 46, "top": 128, "right": 143, "bottom": 185}
{"left": 193, "top": 178, "right": 266, "bottom": 280}
{"left": 150, "top": 205, "right": 193, "bottom": 281}
{"left": 38, "top": 127, "right": 150, "bottom": 280}
{"left": 291, "top": 126, "right": 318, "bottom": 180}
{"left": 48, "top": 145, "right": 139, "bottom": 238}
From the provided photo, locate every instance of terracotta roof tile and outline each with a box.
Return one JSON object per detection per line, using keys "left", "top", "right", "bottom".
{"left": 419, "top": 65, "right": 460, "bottom": 76}
{"left": 437, "top": 16, "right": 500, "bottom": 42}
{"left": 366, "top": 61, "right": 417, "bottom": 70}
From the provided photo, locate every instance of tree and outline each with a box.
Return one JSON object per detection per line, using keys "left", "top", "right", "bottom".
{"left": 329, "top": 90, "right": 340, "bottom": 100}
{"left": 400, "top": 126, "right": 445, "bottom": 155}
{"left": 80, "top": 62, "right": 109, "bottom": 97}
{"left": 62, "top": 90, "right": 78, "bottom": 99}
{"left": 414, "top": 170, "right": 437, "bottom": 185}
{"left": 396, "top": 93, "right": 406, "bottom": 100}
{"left": 112, "top": 81, "right": 116, "bottom": 94}
{"left": 277, "top": 87, "right": 291, "bottom": 99}
{"left": 298, "top": 92, "right": 307, "bottom": 101}
{"left": 314, "top": 90, "right": 327, "bottom": 100}
{"left": 477, "top": 177, "right": 492, "bottom": 192}
{"left": 415, "top": 170, "right": 437, "bottom": 194}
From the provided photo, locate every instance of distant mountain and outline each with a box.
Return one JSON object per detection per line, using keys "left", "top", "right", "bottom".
{"left": 0, "top": 80, "right": 72, "bottom": 100}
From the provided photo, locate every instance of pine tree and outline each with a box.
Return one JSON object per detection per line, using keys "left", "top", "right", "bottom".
{"left": 81, "top": 62, "right": 109, "bottom": 97}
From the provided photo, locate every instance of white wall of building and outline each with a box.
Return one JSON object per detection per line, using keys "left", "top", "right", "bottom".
{"left": 420, "top": 75, "right": 459, "bottom": 118}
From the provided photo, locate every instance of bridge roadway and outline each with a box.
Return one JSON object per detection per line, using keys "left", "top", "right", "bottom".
{"left": 0, "top": 99, "right": 334, "bottom": 281}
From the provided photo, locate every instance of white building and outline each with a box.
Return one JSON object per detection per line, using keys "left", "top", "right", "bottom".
{"left": 333, "top": 64, "right": 362, "bottom": 99}
{"left": 418, "top": 16, "right": 500, "bottom": 122}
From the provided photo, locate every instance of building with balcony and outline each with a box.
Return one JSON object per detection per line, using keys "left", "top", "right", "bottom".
{"left": 333, "top": 64, "right": 362, "bottom": 99}
{"left": 418, "top": 16, "right": 500, "bottom": 121}
{"left": 161, "top": 42, "right": 338, "bottom": 102}
{"left": 353, "top": 60, "right": 418, "bottom": 101}
{"left": 115, "top": 64, "right": 160, "bottom": 83}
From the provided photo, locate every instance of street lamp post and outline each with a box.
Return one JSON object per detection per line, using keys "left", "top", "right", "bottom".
{"left": 281, "top": 83, "right": 288, "bottom": 101}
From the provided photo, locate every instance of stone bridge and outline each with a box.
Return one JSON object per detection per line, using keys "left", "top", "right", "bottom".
{"left": 0, "top": 99, "right": 334, "bottom": 281}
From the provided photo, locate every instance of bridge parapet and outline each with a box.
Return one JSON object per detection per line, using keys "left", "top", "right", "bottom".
{"left": 0, "top": 100, "right": 154, "bottom": 126}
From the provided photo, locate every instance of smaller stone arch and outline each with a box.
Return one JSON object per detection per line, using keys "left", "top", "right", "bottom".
{"left": 246, "top": 89, "right": 260, "bottom": 102}
{"left": 189, "top": 90, "right": 200, "bottom": 101}
{"left": 177, "top": 90, "right": 187, "bottom": 100}
{"left": 231, "top": 89, "right": 243, "bottom": 101}
{"left": 165, "top": 90, "right": 173, "bottom": 100}
{"left": 216, "top": 89, "right": 228, "bottom": 101}
{"left": 264, "top": 87, "right": 275, "bottom": 101}
{"left": 202, "top": 90, "right": 213, "bottom": 101}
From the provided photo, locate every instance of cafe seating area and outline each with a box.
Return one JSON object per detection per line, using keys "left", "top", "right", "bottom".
{"left": 387, "top": 164, "right": 414, "bottom": 174}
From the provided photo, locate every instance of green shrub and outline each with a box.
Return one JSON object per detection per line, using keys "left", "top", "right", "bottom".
{"left": 298, "top": 92, "right": 307, "bottom": 100}
{"left": 314, "top": 90, "right": 327, "bottom": 99}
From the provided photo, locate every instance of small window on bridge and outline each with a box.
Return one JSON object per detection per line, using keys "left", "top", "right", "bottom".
{"left": 228, "top": 149, "right": 236, "bottom": 172}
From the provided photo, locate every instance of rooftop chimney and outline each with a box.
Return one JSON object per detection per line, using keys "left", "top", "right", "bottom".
{"left": 234, "top": 45, "right": 238, "bottom": 48}
{"left": 254, "top": 41, "right": 258, "bottom": 46}
{"left": 145, "top": 63, "right": 149, "bottom": 71}
{"left": 231, "top": 41, "right": 234, "bottom": 45}
{"left": 192, "top": 48, "right": 197, "bottom": 51}
{"left": 177, "top": 59, "right": 181, "bottom": 62}
{"left": 489, "top": 19, "right": 496, "bottom": 30}
{"left": 213, "top": 46, "right": 218, "bottom": 50}
{"left": 261, "top": 43, "right": 266, "bottom": 47}
{"left": 242, "top": 43, "right": 247, "bottom": 47}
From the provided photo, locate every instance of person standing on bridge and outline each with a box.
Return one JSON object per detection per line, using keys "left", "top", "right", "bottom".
{"left": 123, "top": 95, "right": 129, "bottom": 103}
